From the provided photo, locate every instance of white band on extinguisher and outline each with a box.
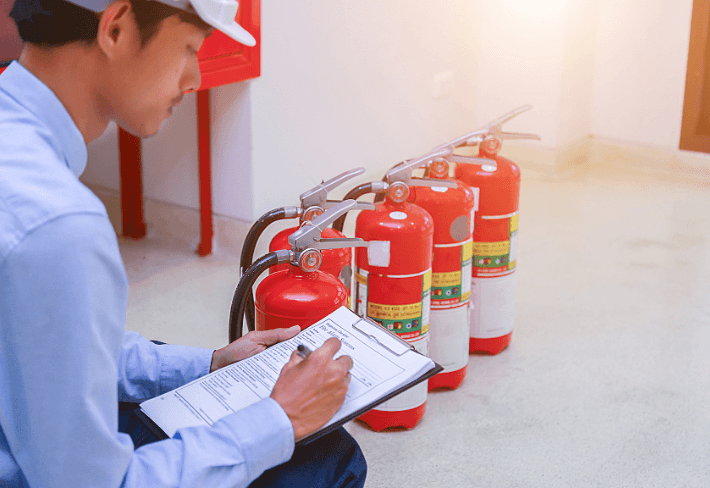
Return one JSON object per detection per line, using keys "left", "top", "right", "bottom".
{"left": 470, "top": 273, "right": 516, "bottom": 339}
{"left": 367, "top": 241, "right": 390, "bottom": 267}
{"left": 373, "top": 334, "right": 428, "bottom": 411}
{"left": 434, "top": 237, "right": 473, "bottom": 248}
{"left": 481, "top": 211, "right": 519, "bottom": 220}
{"left": 429, "top": 306, "right": 469, "bottom": 372}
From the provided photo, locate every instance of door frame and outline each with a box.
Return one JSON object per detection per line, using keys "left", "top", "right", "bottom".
{"left": 681, "top": 0, "right": 710, "bottom": 152}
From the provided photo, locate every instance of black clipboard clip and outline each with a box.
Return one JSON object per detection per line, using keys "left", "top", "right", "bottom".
{"left": 350, "top": 316, "right": 416, "bottom": 357}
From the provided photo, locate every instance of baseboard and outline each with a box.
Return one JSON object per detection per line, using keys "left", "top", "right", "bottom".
{"left": 501, "top": 136, "right": 710, "bottom": 186}
{"left": 588, "top": 137, "right": 710, "bottom": 186}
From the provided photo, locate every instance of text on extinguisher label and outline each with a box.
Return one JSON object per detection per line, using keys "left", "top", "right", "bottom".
{"left": 354, "top": 268, "right": 432, "bottom": 342}
{"left": 366, "top": 303, "right": 429, "bottom": 341}
{"left": 473, "top": 214, "right": 518, "bottom": 277}
{"left": 431, "top": 240, "right": 472, "bottom": 308}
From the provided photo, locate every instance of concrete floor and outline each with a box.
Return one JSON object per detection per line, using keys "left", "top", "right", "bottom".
{"left": 120, "top": 166, "right": 710, "bottom": 487}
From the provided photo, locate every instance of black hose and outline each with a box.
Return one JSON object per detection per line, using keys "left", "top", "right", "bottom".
{"left": 229, "top": 252, "right": 281, "bottom": 342}
{"left": 331, "top": 183, "right": 375, "bottom": 232}
{"left": 240, "top": 208, "right": 292, "bottom": 331}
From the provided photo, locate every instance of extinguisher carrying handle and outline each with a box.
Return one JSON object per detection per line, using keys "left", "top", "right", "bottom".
{"left": 460, "top": 106, "right": 541, "bottom": 147}
{"left": 407, "top": 178, "right": 458, "bottom": 189}
{"left": 288, "top": 200, "right": 372, "bottom": 255}
{"left": 239, "top": 206, "right": 302, "bottom": 331}
{"left": 332, "top": 181, "right": 389, "bottom": 232}
{"left": 310, "top": 237, "right": 370, "bottom": 251}
{"left": 445, "top": 154, "right": 498, "bottom": 171}
{"left": 464, "top": 131, "right": 542, "bottom": 148}
{"left": 445, "top": 154, "right": 492, "bottom": 166}
{"left": 475, "top": 105, "right": 534, "bottom": 135}
{"left": 385, "top": 148, "right": 453, "bottom": 186}
{"left": 229, "top": 250, "right": 294, "bottom": 342}
{"left": 318, "top": 200, "right": 378, "bottom": 212}
{"left": 299, "top": 167, "right": 366, "bottom": 210}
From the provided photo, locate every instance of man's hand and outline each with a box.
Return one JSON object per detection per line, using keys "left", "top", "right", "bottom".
{"left": 210, "top": 325, "right": 300, "bottom": 372}
{"left": 270, "top": 337, "right": 353, "bottom": 442}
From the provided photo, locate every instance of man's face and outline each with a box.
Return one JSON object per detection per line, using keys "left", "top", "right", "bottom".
{"left": 99, "top": 14, "right": 209, "bottom": 138}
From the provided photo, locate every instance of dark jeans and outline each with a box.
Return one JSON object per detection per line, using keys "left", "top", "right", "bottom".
{"left": 118, "top": 403, "right": 367, "bottom": 488}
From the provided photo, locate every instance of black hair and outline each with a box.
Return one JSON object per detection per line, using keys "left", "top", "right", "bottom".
{"left": 9, "top": 0, "right": 211, "bottom": 47}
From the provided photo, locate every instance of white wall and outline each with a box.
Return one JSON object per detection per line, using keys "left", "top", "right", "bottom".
{"left": 249, "top": 1, "right": 480, "bottom": 214}
{"left": 81, "top": 0, "right": 697, "bottom": 224}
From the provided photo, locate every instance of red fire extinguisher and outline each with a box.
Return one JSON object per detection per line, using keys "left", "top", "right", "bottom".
{"left": 239, "top": 168, "right": 369, "bottom": 331}
{"left": 450, "top": 106, "right": 540, "bottom": 355}
{"left": 412, "top": 159, "right": 477, "bottom": 391}
{"left": 353, "top": 149, "right": 456, "bottom": 431}
{"left": 229, "top": 200, "right": 370, "bottom": 341}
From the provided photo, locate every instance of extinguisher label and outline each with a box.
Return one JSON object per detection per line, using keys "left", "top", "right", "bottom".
{"left": 432, "top": 271, "right": 462, "bottom": 287}
{"left": 509, "top": 214, "right": 519, "bottom": 269}
{"left": 473, "top": 214, "right": 519, "bottom": 277}
{"left": 366, "top": 301, "right": 428, "bottom": 341}
{"left": 354, "top": 267, "right": 432, "bottom": 342}
{"left": 431, "top": 239, "right": 473, "bottom": 308}
{"left": 473, "top": 241, "right": 510, "bottom": 255}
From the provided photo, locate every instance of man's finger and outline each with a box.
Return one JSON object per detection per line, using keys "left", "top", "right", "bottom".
{"left": 286, "top": 349, "right": 304, "bottom": 367}
{"left": 335, "top": 354, "right": 354, "bottom": 372}
{"left": 316, "top": 337, "right": 343, "bottom": 358}
{"left": 261, "top": 325, "right": 301, "bottom": 346}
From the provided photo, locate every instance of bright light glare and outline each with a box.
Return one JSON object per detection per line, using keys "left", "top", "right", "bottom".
{"left": 501, "top": 0, "right": 567, "bottom": 18}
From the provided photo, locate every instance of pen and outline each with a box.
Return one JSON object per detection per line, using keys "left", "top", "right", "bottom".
{"left": 296, "top": 344, "right": 312, "bottom": 360}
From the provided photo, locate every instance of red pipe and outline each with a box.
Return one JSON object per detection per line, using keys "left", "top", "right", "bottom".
{"left": 197, "top": 89, "right": 214, "bottom": 256}
{"left": 118, "top": 128, "right": 147, "bottom": 239}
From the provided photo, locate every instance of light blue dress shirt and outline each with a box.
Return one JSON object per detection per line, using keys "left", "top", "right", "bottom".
{"left": 0, "top": 61, "right": 294, "bottom": 487}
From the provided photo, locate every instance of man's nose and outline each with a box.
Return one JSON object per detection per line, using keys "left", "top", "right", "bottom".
{"left": 181, "top": 57, "right": 202, "bottom": 93}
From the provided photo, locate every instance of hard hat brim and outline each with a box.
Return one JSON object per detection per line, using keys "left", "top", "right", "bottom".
{"left": 211, "top": 18, "right": 256, "bottom": 46}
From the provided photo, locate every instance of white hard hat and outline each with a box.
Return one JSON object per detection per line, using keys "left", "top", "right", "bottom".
{"left": 66, "top": 0, "right": 256, "bottom": 46}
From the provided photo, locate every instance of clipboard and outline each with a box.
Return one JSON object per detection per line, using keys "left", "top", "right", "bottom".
{"left": 136, "top": 308, "right": 443, "bottom": 447}
{"left": 135, "top": 359, "right": 442, "bottom": 447}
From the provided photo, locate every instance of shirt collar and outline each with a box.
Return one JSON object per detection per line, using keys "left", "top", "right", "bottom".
{"left": 0, "top": 61, "right": 87, "bottom": 178}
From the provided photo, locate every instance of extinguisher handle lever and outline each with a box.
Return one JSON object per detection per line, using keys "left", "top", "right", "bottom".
{"left": 445, "top": 154, "right": 492, "bottom": 166}
{"left": 289, "top": 200, "right": 373, "bottom": 252}
{"left": 450, "top": 106, "right": 541, "bottom": 148}
{"left": 479, "top": 105, "right": 534, "bottom": 134}
{"left": 408, "top": 178, "right": 458, "bottom": 189}
{"left": 499, "top": 131, "right": 541, "bottom": 141}
{"left": 299, "top": 167, "right": 366, "bottom": 209}
{"left": 320, "top": 200, "right": 379, "bottom": 212}
{"left": 312, "top": 237, "right": 370, "bottom": 251}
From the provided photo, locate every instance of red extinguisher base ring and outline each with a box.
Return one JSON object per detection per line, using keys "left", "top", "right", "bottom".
{"left": 356, "top": 403, "right": 426, "bottom": 432}
{"left": 428, "top": 365, "right": 467, "bottom": 391}
{"left": 469, "top": 333, "right": 512, "bottom": 355}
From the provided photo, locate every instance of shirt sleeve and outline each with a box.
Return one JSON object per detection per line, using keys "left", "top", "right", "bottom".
{"left": 0, "top": 213, "right": 294, "bottom": 488}
{"left": 117, "top": 332, "right": 214, "bottom": 402}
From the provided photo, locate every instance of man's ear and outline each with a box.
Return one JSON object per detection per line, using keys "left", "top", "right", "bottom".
{"left": 96, "top": 0, "right": 137, "bottom": 60}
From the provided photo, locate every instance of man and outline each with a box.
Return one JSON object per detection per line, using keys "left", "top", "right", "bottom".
{"left": 0, "top": 0, "right": 367, "bottom": 486}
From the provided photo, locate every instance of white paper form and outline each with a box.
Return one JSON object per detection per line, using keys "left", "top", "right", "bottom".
{"left": 140, "top": 307, "right": 435, "bottom": 438}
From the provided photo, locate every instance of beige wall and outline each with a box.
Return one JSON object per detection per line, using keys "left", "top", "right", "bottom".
{"left": 591, "top": 0, "right": 693, "bottom": 148}
{"left": 82, "top": 0, "right": 697, "bottom": 223}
